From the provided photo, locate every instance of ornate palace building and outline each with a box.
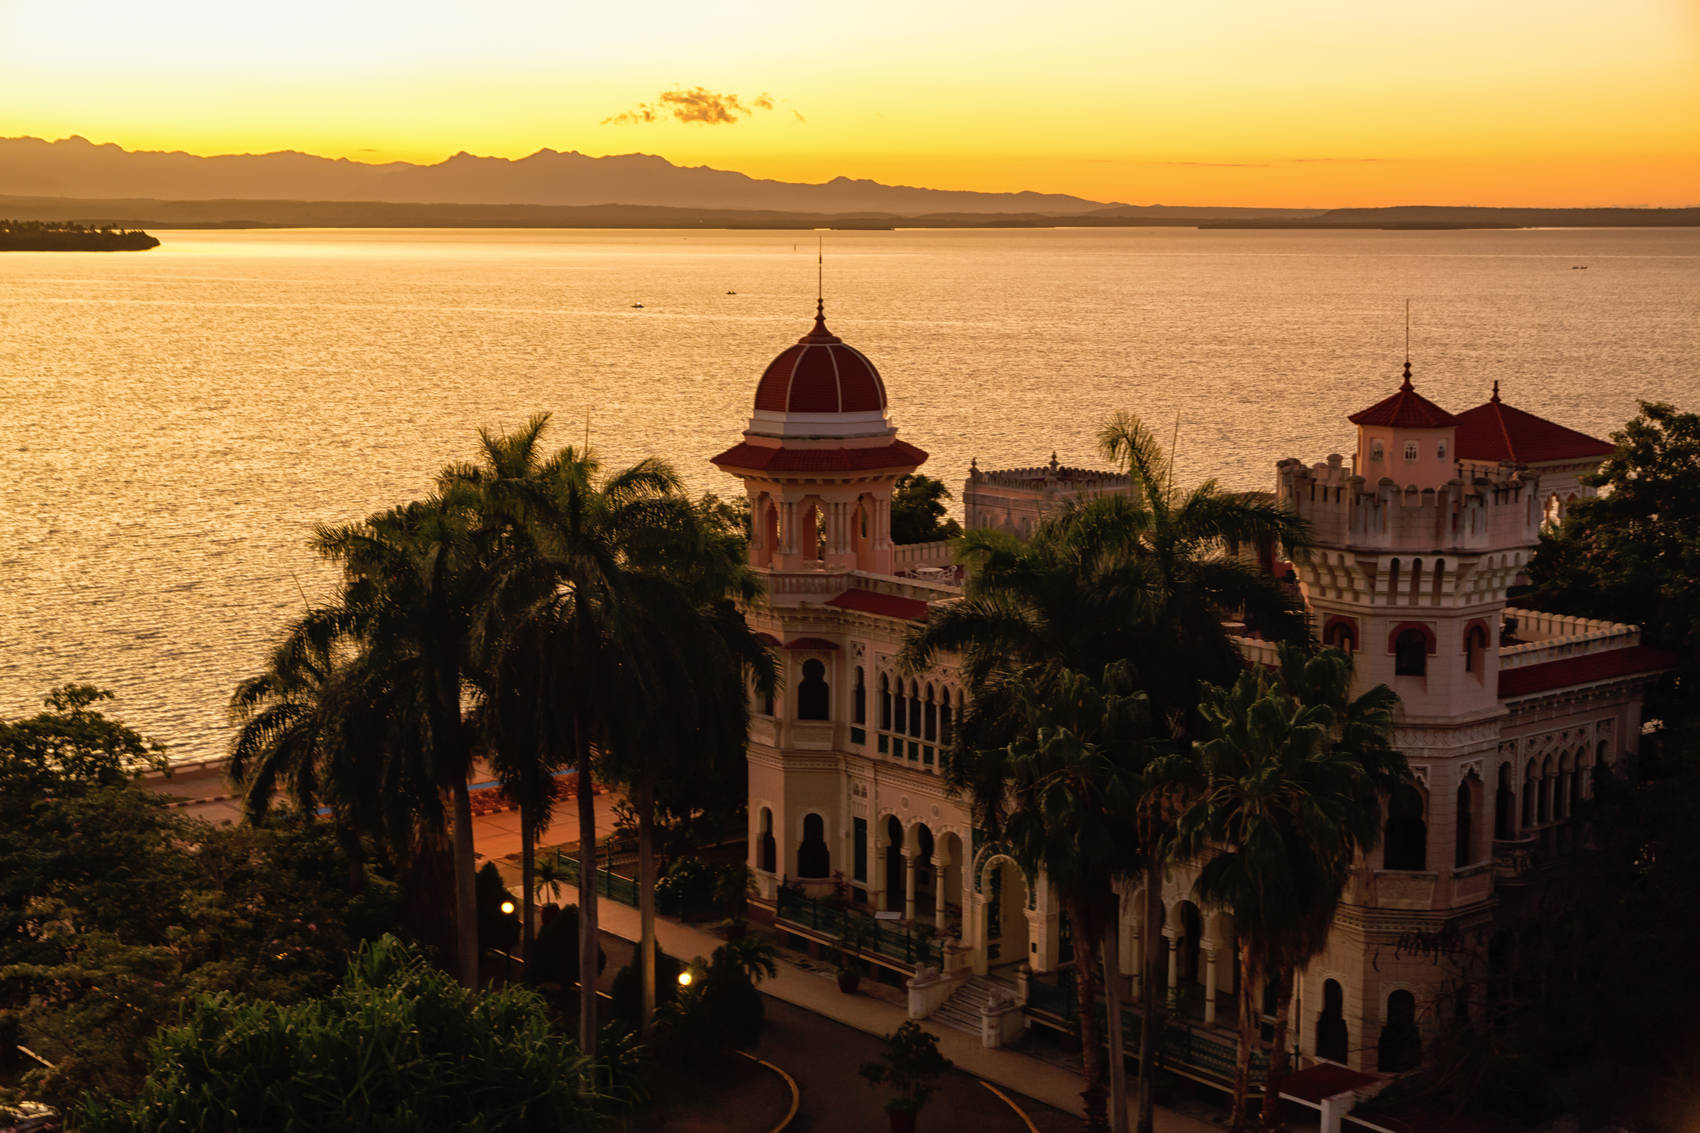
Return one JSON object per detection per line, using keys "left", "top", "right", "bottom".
{"left": 711, "top": 305, "right": 1670, "bottom": 1082}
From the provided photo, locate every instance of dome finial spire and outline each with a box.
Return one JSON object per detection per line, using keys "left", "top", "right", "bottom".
{"left": 1491, "top": 379, "right": 1501, "bottom": 403}
{"left": 1401, "top": 359, "right": 1413, "bottom": 390}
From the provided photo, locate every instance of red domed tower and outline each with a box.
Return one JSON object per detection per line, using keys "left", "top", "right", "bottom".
{"left": 711, "top": 303, "right": 926, "bottom": 574}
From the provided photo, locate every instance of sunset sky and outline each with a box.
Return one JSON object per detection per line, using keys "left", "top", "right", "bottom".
{"left": 3, "top": 0, "right": 1698, "bottom": 207}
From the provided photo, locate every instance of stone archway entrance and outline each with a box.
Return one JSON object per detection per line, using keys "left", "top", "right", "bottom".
{"left": 980, "top": 853, "right": 1032, "bottom": 971}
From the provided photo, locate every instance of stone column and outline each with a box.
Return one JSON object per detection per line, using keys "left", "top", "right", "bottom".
{"left": 1164, "top": 930, "right": 1180, "bottom": 1007}
{"left": 903, "top": 852, "right": 917, "bottom": 922}
{"left": 1202, "top": 944, "right": 1219, "bottom": 1024}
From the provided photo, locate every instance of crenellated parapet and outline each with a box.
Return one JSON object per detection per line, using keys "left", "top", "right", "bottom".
{"left": 1277, "top": 454, "right": 1542, "bottom": 557}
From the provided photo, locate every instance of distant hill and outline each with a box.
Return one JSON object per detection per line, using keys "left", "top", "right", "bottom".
{"left": 1200, "top": 205, "right": 1700, "bottom": 229}
{"left": 0, "top": 219, "right": 158, "bottom": 250}
{"left": 0, "top": 135, "right": 1149, "bottom": 217}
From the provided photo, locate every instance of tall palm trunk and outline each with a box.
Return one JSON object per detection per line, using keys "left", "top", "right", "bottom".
{"left": 519, "top": 799, "right": 536, "bottom": 962}
{"left": 1071, "top": 904, "right": 1110, "bottom": 1132}
{"left": 449, "top": 775, "right": 479, "bottom": 988}
{"left": 575, "top": 717, "right": 599, "bottom": 1059}
{"left": 1229, "top": 946, "right": 1258, "bottom": 1133}
{"left": 1135, "top": 864, "right": 1162, "bottom": 1133}
{"left": 1258, "top": 972, "right": 1295, "bottom": 1133}
{"left": 638, "top": 776, "right": 657, "bottom": 1036}
{"left": 1103, "top": 922, "right": 1130, "bottom": 1133}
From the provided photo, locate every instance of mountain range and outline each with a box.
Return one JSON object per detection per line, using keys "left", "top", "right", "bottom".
{"left": 0, "top": 135, "right": 1315, "bottom": 219}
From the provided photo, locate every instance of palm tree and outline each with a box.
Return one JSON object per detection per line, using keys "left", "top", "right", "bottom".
{"left": 997, "top": 664, "right": 1153, "bottom": 1131}
{"left": 228, "top": 614, "right": 415, "bottom": 890}
{"left": 905, "top": 411, "right": 1308, "bottom": 1133}
{"left": 312, "top": 497, "right": 490, "bottom": 988}
{"left": 596, "top": 494, "right": 777, "bottom": 1035}
{"left": 469, "top": 431, "right": 723, "bottom": 1058}
{"left": 1162, "top": 645, "right": 1404, "bottom": 1133}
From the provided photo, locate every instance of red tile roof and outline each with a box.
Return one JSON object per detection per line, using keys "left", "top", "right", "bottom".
{"left": 709, "top": 439, "right": 928, "bottom": 475}
{"left": 1278, "top": 1063, "right": 1381, "bottom": 1104}
{"left": 825, "top": 588, "right": 934, "bottom": 622}
{"left": 1349, "top": 364, "right": 1459, "bottom": 429}
{"left": 753, "top": 305, "right": 887, "bottom": 414}
{"left": 1498, "top": 644, "right": 1675, "bottom": 699}
{"left": 1453, "top": 388, "right": 1615, "bottom": 465}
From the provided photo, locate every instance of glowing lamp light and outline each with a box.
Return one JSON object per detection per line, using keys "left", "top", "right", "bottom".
{"left": 677, "top": 970, "right": 693, "bottom": 987}
{"left": 500, "top": 900, "right": 516, "bottom": 916}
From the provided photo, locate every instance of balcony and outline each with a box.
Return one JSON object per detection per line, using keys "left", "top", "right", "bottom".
{"left": 789, "top": 721, "right": 836, "bottom": 751}
{"left": 1371, "top": 870, "right": 1437, "bottom": 910}
{"left": 1492, "top": 835, "right": 1539, "bottom": 884}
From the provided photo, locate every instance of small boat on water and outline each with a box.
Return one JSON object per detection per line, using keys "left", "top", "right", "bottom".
{"left": 631, "top": 302, "right": 645, "bottom": 308}
{"left": 726, "top": 290, "right": 737, "bottom": 295}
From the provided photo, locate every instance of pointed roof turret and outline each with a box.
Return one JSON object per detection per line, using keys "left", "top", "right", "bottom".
{"left": 1348, "top": 362, "right": 1458, "bottom": 429}
{"left": 1453, "top": 384, "right": 1614, "bottom": 464}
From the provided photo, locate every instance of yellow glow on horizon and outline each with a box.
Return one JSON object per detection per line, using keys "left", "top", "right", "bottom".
{"left": 3, "top": 0, "right": 1697, "bottom": 207}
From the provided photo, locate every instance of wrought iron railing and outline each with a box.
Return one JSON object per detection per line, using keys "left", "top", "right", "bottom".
{"left": 774, "top": 888, "right": 945, "bottom": 969}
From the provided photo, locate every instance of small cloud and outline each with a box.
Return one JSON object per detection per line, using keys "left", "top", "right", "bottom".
{"left": 602, "top": 87, "right": 790, "bottom": 126}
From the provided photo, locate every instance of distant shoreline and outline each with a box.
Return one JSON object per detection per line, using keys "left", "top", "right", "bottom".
{"left": 1, "top": 196, "right": 1697, "bottom": 234}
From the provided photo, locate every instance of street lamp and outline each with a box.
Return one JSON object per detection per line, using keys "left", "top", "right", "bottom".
{"left": 499, "top": 900, "right": 517, "bottom": 983}
{"left": 677, "top": 969, "right": 693, "bottom": 987}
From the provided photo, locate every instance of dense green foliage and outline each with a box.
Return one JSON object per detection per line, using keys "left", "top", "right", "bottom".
{"left": 652, "top": 939, "right": 777, "bottom": 1059}
{"left": 1526, "top": 401, "right": 1700, "bottom": 733}
{"left": 0, "top": 689, "right": 396, "bottom": 1111}
{"left": 890, "top": 473, "right": 963, "bottom": 545}
{"left": 79, "top": 935, "right": 601, "bottom": 1133}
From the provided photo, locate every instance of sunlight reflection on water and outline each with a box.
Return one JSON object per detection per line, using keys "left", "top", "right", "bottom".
{"left": 2, "top": 226, "right": 1696, "bottom": 759}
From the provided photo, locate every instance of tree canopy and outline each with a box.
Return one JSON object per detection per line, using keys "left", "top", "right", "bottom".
{"left": 1525, "top": 401, "right": 1700, "bottom": 733}
{"left": 890, "top": 473, "right": 963, "bottom": 545}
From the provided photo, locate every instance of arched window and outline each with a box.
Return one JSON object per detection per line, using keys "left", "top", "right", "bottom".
{"left": 1404, "top": 441, "right": 1419, "bottom": 462}
{"left": 893, "top": 679, "right": 907, "bottom": 734}
{"left": 1395, "top": 628, "right": 1429, "bottom": 677}
{"left": 797, "top": 813, "right": 829, "bottom": 878}
{"left": 1494, "top": 762, "right": 1514, "bottom": 840}
{"left": 1387, "top": 558, "right": 1401, "bottom": 602}
{"left": 1324, "top": 618, "right": 1357, "bottom": 653}
{"left": 1537, "top": 757, "right": 1552, "bottom": 824}
{"left": 908, "top": 681, "right": 922, "bottom": 739}
{"left": 1522, "top": 763, "right": 1535, "bottom": 828}
{"left": 879, "top": 674, "right": 892, "bottom": 731}
{"left": 853, "top": 666, "right": 866, "bottom": 726}
{"left": 797, "top": 658, "right": 830, "bottom": 721}
{"left": 1378, "top": 990, "right": 1422, "bottom": 1072}
{"left": 1432, "top": 558, "right": 1446, "bottom": 601}
{"left": 939, "top": 691, "right": 954, "bottom": 745}
{"left": 1410, "top": 559, "right": 1423, "bottom": 602}
{"left": 1384, "top": 785, "right": 1427, "bottom": 871}
{"left": 1317, "top": 979, "right": 1349, "bottom": 1062}
{"left": 923, "top": 685, "right": 937, "bottom": 742}
{"left": 1455, "top": 777, "right": 1476, "bottom": 868}
{"left": 1371, "top": 439, "right": 1385, "bottom": 462}
{"left": 1436, "top": 440, "right": 1448, "bottom": 462}
{"left": 1464, "top": 623, "right": 1490, "bottom": 675}
{"left": 1556, "top": 755, "right": 1571, "bottom": 820}
{"left": 757, "top": 808, "right": 777, "bottom": 873}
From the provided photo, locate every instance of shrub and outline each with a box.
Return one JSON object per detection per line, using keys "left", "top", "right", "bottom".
{"left": 609, "top": 947, "right": 683, "bottom": 1026}
{"left": 78, "top": 935, "right": 604, "bottom": 1131}
{"left": 529, "top": 904, "right": 605, "bottom": 988}
{"left": 654, "top": 856, "right": 715, "bottom": 917}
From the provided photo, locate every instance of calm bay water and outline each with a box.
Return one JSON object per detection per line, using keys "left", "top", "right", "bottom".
{"left": 2, "top": 226, "right": 1697, "bottom": 760}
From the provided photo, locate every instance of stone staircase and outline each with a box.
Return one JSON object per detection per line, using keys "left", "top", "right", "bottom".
{"left": 929, "top": 976, "right": 1005, "bottom": 1035}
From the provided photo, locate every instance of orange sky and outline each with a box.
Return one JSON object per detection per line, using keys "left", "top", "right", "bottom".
{"left": 3, "top": 0, "right": 1698, "bottom": 206}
